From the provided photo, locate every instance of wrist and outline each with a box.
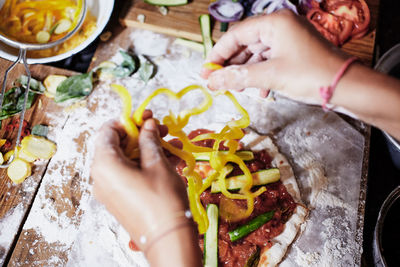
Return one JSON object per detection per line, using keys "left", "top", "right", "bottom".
{"left": 146, "top": 221, "right": 202, "bottom": 267}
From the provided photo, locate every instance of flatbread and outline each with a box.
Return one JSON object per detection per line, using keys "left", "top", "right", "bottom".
{"left": 180, "top": 126, "right": 308, "bottom": 266}
{"left": 240, "top": 129, "right": 308, "bottom": 266}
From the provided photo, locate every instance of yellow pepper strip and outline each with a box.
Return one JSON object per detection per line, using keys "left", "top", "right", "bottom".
{"left": 133, "top": 85, "right": 213, "bottom": 127}
{"left": 200, "top": 170, "right": 219, "bottom": 192}
{"left": 160, "top": 139, "right": 209, "bottom": 232}
{"left": 113, "top": 83, "right": 267, "bottom": 234}
{"left": 111, "top": 84, "right": 139, "bottom": 159}
{"left": 203, "top": 62, "right": 223, "bottom": 71}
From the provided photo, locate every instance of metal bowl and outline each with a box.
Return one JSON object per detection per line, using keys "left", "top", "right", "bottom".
{"left": 374, "top": 43, "right": 400, "bottom": 169}
{"left": 373, "top": 186, "right": 400, "bottom": 267}
{"left": 0, "top": 0, "right": 114, "bottom": 64}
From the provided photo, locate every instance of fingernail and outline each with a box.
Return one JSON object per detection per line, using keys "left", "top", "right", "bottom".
{"left": 143, "top": 119, "right": 157, "bottom": 131}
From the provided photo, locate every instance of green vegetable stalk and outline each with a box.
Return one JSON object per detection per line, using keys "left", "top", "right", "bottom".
{"left": 228, "top": 210, "right": 275, "bottom": 242}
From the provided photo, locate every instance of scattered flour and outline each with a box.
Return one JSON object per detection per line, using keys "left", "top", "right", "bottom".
{"left": 0, "top": 203, "right": 24, "bottom": 264}
{"left": 1, "top": 29, "right": 366, "bottom": 266}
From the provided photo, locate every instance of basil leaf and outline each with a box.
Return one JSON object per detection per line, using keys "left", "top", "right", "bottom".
{"left": 0, "top": 86, "right": 35, "bottom": 121}
{"left": 17, "top": 75, "right": 46, "bottom": 93}
{"left": 119, "top": 50, "right": 138, "bottom": 76}
{"left": 95, "top": 51, "right": 138, "bottom": 79}
{"left": 138, "top": 55, "right": 156, "bottom": 83}
{"left": 54, "top": 72, "right": 93, "bottom": 103}
{"left": 32, "top": 124, "right": 49, "bottom": 137}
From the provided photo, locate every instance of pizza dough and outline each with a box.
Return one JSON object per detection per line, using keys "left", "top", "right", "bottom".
{"left": 239, "top": 130, "right": 308, "bottom": 266}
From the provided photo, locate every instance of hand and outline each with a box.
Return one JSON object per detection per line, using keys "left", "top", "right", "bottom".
{"left": 202, "top": 9, "right": 349, "bottom": 103}
{"left": 91, "top": 116, "right": 189, "bottom": 249}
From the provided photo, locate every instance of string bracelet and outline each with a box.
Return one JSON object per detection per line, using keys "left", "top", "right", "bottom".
{"left": 139, "top": 209, "right": 193, "bottom": 254}
{"left": 319, "top": 57, "right": 358, "bottom": 111}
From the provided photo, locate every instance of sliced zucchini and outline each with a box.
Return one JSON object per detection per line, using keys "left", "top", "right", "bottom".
{"left": 211, "top": 168, "right": 280, "bottom": 193}
{"left": 199, "top": 14, "right": 213, "bottom": 58}
{"left": 144, "top": 0, "right": 187, "bottom": 6}
{"left": 229, "top": 210, "right": 274, "bottom": 242}
{"left": 7, "top": 158, "right": 32, "bottom": 184}
{"left": 194, "top": 151, "right": 254, "bottom": 162}
{"left": 244, "top": 247, "right": 261, "bottom": 267}
{"left": 21, "top": 135, "right": 57, "bottom": 160}
{"left": 174, "top": 38, "right": 204, "bottom": 52}
{"left": 204, "top": 204, "right": 218, "bottom": 267}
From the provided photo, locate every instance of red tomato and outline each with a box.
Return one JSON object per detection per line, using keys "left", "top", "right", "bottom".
{"left": 307, "top": 8, "right": 353, "bottom": 45}
{"left": 324, "top": 0, "right": 370, "bottom": 36}
{"left": 307, "top": 0, "right": 370, "bottom": 46}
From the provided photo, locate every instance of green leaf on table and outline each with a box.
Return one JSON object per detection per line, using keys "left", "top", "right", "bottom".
{"left": 0, "top": 86, "right": 36, "bottom": 121}
{"left": 17, "top": 75, "right": 46, "bottom": 93}
{"left": 119, "top": 50, "right": 138, "bottom": 76}
{"left": 96, "top": 50, "right": 138, "bottom": 79}
{"left": 32, "top": 124, "right": 49, "bottom": 138}
{"left": 54, "top": 72, "right": 93, "bottom": 103}
{"left": 138, "top": 55, "right": 156, "bottom": 83}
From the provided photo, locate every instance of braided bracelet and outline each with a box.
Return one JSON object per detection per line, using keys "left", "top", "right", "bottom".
{"left": 319, "top": 57, "right": 358, "bottom": 111}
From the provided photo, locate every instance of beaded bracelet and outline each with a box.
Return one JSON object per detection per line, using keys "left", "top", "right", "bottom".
{"left": 319, "top": 57, "right": 358, "bottom": 111}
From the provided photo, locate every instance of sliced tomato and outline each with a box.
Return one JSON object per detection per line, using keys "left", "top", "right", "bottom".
{"left": 307, "top": 8, "right": 353, "bottom": 45}
{"left": 307, "top": 0, "right": 370, "bottom": 46}
{"left": 323, "top": 0, "right": 370, "bottom": 36}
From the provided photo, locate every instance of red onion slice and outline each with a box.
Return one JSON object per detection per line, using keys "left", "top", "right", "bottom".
{"left": 208, "top": 0, "right": 245, "bottom": 22}
{"left": 251, "top": 0, "right": 298, "bottom": 15}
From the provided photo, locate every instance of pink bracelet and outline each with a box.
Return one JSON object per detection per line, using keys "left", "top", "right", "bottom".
{"left": 319, "top": 57, "right": 358, "bottom": 111}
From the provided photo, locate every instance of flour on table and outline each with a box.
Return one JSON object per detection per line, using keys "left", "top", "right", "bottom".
{"left": 9, "top": 29, "right": 365, "bottom": 266}
{"left": 0, "top": 203, "right": 24, "bottom": 264}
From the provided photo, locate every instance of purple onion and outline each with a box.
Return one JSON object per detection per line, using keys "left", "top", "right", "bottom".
{"left": 251, "top": 0, "right": 298, "bottom": 15}
{"left": 297, "top": 0, "right": 316, "bottom": 14}
{"left": 208, "top": 0, "right": 245, "bottom": 22}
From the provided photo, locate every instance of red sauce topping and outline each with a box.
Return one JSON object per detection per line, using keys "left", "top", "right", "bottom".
{"left": 200, "top": 183, "right": 296, "bottom": 267}
{"left": 170, "top": 129, "right": 297, "bottom": 266}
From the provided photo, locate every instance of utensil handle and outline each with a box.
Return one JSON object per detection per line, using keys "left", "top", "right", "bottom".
{"left": 0, "top": 48, "right": 30, "bottom": 168}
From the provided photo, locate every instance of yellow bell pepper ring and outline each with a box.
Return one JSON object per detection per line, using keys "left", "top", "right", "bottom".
{"left": 203, "top": 62, "right": 223, "bottom": 71}
{"left": 111, "top": 84, "right": 139, "bottom": 159}
{"left": 112, "top": 83, "right": 264, "bottom": 234}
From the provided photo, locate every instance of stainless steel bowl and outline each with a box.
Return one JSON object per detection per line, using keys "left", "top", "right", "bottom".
{"left": 373, "top": 186, "right": 400, "bottom": 267}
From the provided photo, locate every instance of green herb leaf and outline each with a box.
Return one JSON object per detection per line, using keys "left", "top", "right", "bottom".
{"left": 119, "top": 50, "right": 138, "bottom": 75}
{"left": 54, "top": 72, "right": 93, "bottom": 103}
{"left": 32, "top": 124, "right": 49, "bottom": 137}
{"left": 138, "top": 55, "right": 156, "bottom": 83}
{"left": 96, "top": 51, "right": 138, "bottom": 79}
{"left": 17, "top": 75, "right": 46, "bottom": 93}
{"left": 0, "top": 86, "right": 36, "bottom": 121}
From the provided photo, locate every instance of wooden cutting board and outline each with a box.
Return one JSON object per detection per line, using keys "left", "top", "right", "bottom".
{"left": 0, "top": 61, "right": 77, "bottom": 264}
{"left": 121, "top": 0, "right": 380, "bottom": 65}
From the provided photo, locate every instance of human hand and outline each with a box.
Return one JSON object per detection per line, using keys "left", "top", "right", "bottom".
{"left": 202, "top": 9, "right": 350, "bottom": 103}
{"left": 91, "top": 115, "right": 189, "bottom": 250}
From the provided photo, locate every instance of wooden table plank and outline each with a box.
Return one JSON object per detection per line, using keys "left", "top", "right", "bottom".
{"left": 121, "top": 0, "right": 379, "bottom": 66}
{"left": 4, "top": 22, "right": 132, "bottom": 266}
{"left": 0, "top": 62, "right": 76, "bottom": 265}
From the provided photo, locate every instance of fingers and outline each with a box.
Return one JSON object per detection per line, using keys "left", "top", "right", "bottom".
{"left": 94, "top": 120, "right": 127, "bottom": 158}
{"left": 139, "top": 119, "right": 169, "bottom": 170}
{"left": 201, "top": 10, "right": 299, "bottom": 80}
{"left": 207, "top": 60, "right": 279, "bottom": 91}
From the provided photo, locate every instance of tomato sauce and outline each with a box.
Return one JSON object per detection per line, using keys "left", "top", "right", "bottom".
{"left": 200, "top": 183, "right": 296, "bottom": 267}
{"left": 170, "top": 129, "right": 297, "bottom": 266}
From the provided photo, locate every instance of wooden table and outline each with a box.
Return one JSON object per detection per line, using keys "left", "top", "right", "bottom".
{"left": 0, "top": 0, "right": 379, "bottom": 265}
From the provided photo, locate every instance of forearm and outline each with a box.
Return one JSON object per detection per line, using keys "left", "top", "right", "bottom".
{"left": 332, "top": 63, "right": 400, "bottom": 140}
{"left": 146, "top": 223, "right": 202, "bottom": 267}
